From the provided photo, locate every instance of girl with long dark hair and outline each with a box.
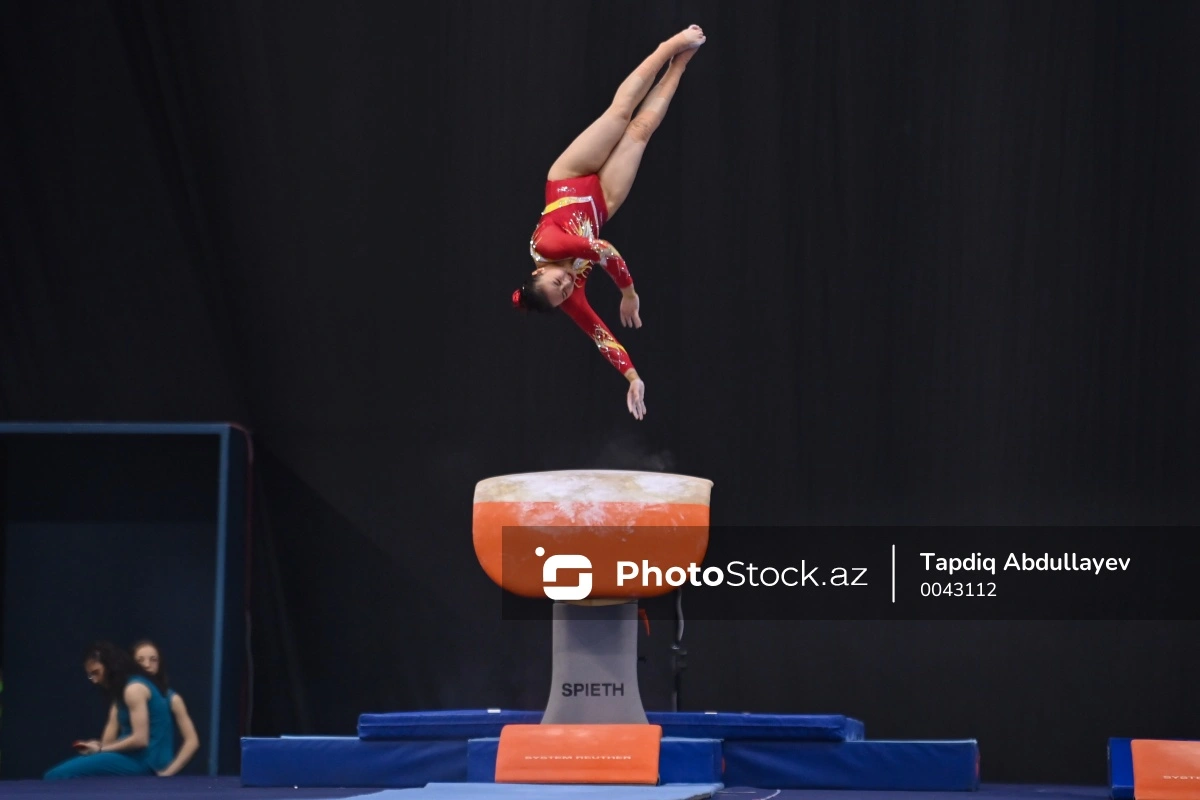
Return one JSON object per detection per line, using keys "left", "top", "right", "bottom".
{"left": 43, "top": 641, "right": 173, "bottom": 779}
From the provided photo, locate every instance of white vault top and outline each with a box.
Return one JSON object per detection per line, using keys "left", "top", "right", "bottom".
{"left": 473, "top": 469, "right": 713, "bottom": 506}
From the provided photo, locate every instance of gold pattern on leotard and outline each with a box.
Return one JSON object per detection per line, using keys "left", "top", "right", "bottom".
{"left": 564, "top": 212, "right": 596, "bottom": 243}
{"left": 571, "top": 261, "right": 593, "bottom": 285}
{"left": 592, "top": 324, "right": 631, "bottom": 371}
{"left": 541, "top": 196, "right": 594, "bottom": 215}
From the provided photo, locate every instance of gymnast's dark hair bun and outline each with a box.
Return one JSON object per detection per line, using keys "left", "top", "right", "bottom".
{"left": 512, "top": 275, "right": 554, "bottom": 313}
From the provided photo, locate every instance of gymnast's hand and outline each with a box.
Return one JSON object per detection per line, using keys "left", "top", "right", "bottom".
{"left": 620, "top": 290, "right": 642, "bottom": 328}
{"left": 627, "top": 377, "right": 647, "bottom": 420}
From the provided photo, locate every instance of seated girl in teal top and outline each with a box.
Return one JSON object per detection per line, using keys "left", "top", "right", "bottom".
{"left": 44, "top": 641, "right": 173, "bottom": 780}
{"left": 133, "top": 639, "right": 200, "bottom": 776}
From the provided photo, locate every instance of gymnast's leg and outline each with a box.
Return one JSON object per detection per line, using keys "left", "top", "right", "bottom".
{"left": 598, "top": 33, "right": 703, "bottom": 219}
{"left": 44, "top": 752, "right": 155, "bottom": 780}
{"left": 547, "top": 26, "right": 707, "bottom": 182}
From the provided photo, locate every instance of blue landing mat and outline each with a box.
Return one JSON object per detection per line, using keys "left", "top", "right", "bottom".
{"left": 358, "top": 710, "right": 543, "bottom": 740}
{"left": 1108, "top": 738, "right": 1134, "bottom": 800}
{"left": 241, "top": 736, "right": 467, "bottom": 787}
{"left": 242, "top": 732, "right": 977, "bottom": 792}
{"left": 647, "top": 713, "right": 864, "bottom": 742}
{"left": 722, "top": 739, "right": 980, "bottom": 791}
{"left": 357, "top": 710, "right": 862, "bottom": 743}
{"left": 467, "top": 736, "right": 723, "bottom": 784}
{"left": 357, "top": 783, "right": 723, "bottom": 800}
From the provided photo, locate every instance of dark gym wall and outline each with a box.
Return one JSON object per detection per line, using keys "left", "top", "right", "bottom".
{"left": 2, "top": 0, "right": 1197, "bottom": 785}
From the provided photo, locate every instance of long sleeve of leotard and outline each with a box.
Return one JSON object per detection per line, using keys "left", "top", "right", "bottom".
{"left": 533, "top": 227, "right": 633, "bottom": 290}
{"left": 560, "top": 291, "right": 636, "bottom": 376}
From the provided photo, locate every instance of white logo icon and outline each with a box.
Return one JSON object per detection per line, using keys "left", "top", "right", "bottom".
{"left": 537, "top": 546, "right": 592, "bottom": 601}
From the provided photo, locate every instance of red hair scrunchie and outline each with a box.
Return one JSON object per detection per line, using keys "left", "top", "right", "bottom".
{"left": 511, "top": 288, "right": 522, "bottom": 309}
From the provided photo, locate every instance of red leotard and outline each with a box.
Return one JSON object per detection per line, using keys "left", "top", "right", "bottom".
{"left": 529, "top": 174, "right": 636, "bottom": 376}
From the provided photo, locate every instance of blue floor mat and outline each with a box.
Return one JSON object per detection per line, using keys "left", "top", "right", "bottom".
{"left": 241, "top": 736, "right": 467, "bottom": 787}
{"left": 722, "top": 739, "right": 980, "bottom": 791}
{"left": 0, "top": 777, "right": 1110, "bottom": 799}
{"left": 349, "top": 784, "right": 723, "bottom": 800}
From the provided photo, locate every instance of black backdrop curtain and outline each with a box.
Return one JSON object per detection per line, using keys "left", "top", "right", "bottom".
{"left": 2, "top": 0, "right": 1198, "bottom": 785}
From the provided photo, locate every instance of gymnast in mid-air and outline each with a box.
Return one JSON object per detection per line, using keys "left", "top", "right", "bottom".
{"left": 512, "top": 24, "right": 706, "bottom": 421}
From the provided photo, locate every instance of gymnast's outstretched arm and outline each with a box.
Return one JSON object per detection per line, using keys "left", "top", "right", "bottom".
{"left": 561, "top": 291, "right": 647, "bottom": 420}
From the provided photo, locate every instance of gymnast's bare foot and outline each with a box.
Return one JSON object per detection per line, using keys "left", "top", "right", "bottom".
{"left": 669, "top": 25, "right": 706, "bottom": 53}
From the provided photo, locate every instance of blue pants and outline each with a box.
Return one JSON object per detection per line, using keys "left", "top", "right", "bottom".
{"left": 44, "top": 752, "right": 155, "bottom": 780}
